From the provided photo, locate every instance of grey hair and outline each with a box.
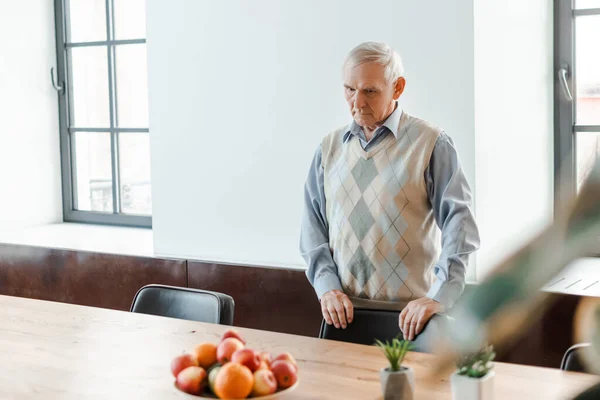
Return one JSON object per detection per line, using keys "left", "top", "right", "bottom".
{"left": 343, "top": 42, "right": 404, "bottom": 83}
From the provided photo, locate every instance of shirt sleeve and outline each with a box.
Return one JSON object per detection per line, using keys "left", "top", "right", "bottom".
{"left": 299, "top": 144, "right": 343, "bottom": 299}
{"left": 424, "top": 133, "right": 480, "bottom": 308}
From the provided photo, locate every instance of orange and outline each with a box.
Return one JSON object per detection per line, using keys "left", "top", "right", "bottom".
{"left": 214, "top": 362, "right": 254, "bottom": 399}
{"left": 192, "top": 343, "right": 218, "bottom": 369}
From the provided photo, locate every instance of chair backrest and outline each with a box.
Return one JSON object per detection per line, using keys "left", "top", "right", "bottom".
{"left": 561, "top": 343, "right": 591, "bottom": 372}
{"left": 130, "top": 284, "right": 234, "bottom": 325}
{"left": 319, "top": 308, "right": 401, "bottom": 346}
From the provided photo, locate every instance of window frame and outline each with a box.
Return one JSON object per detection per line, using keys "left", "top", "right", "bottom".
{"left": 554, "top": 0, "right": 600, "bottom": 211}
{"left": 54, "top": 0, "right": 152, "bottom": 228}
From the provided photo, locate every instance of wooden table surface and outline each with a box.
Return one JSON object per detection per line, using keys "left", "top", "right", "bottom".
{"left": 0, "top": 295, "right": 597, "bottom": 399}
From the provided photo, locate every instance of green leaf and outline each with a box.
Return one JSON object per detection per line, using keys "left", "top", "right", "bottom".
{"left": 374, "top": 337, "right": 412, "bottom": 371}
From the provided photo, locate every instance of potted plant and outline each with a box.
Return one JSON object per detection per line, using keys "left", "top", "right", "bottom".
{"left": 375, "top": 338, "right": 414, "bottom": 400}
{"left": 451, "top": 345, "right": 496, "bottom": 400}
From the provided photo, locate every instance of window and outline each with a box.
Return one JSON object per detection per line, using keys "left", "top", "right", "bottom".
{"left": 54, "top": 0, "right": 152, "bottom": 227}
{"left": 555, "top": 0, "right": 600, "bottom": 205}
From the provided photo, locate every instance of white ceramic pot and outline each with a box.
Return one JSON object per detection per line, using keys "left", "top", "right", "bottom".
{"left": 450, "top": 370, "right": 495, "bottom": 400}
{"left": 380, "top": 366, "right": 415, "bottom": 400}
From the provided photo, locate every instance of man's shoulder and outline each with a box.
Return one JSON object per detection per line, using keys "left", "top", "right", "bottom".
{"left": 321, "top": 124, "right": 350, "bottom": 150}
{"left": 323, "top": 124, "right": 351, "bottom": 141}
{"left": 403, "top": 112, "right": 443, "bottom": 137}
{"left": 320, "top": 124, "right": 350, "bottom": 166}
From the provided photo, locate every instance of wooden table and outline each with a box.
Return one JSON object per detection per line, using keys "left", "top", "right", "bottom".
{"left": 0, "top": 295, "right": 596, "bottom": 399}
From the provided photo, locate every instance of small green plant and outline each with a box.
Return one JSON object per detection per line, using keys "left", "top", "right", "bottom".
{"left": 456, "top": 345, "right": 496, "bottom": 378}
{"left": 374, "top": 338, "right": 412, "bottom": 371}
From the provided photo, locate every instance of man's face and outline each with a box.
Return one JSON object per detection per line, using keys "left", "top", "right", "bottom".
{"left": 343, "top": 62, "right": 405, "bottom": 129}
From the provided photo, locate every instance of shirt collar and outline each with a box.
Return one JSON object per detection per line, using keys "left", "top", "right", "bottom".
{"left": 343, "top": 102, "right": 403, "bottom": 143}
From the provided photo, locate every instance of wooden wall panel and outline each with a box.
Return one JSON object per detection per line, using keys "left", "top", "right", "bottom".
{"left": 187, "top": 262, "right": 322, "bottom": 337}
{"left": 0, "top": 244, "right": 187, "bottom": 311}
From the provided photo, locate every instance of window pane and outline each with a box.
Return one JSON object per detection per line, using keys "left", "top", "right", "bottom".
{"left": 70, "top": 47, "right": 110, "bottom": 127}
{"left": 115, "top": 44, "right": 149, "bottom": 127}
{"left": 576, "top": 0, "right": 600, "bottom": 9}
{"left": 575, "top": 15, "right": 600, "bottom": 125}
{"left": 73, "top": 132, "right": 113, "bottom": 212}
{"left": 119, "top": 133, "right": 152, "bottom": 215}
{"left": 68, "top": 0, "right": 106, "bottom": 43}
{"left": 577, "top": 132, "right": 600, "bottom": 191}
{"left": 113, "top": 0, "right": 147, "bottom": 40}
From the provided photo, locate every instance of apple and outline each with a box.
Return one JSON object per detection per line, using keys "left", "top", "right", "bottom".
{"left": 259, "top": 351, "right": 273, "bottom": 367}
{"left": 221, "top": 328, "right": 246, "bottom": 345}
{"left": 231, "top": 348, "right": 262, "bottom": 372}
{"left": 217, "top": 337, "right": 245, "bottom": 364}
{"left": 176, "top": 366, "right": 207, "bottom": 395}
{"left": 252, "top": 369, "right": 277, "bottom": 396}
{"left": 271, "top": 360, "right": 298, "bottom": 389}
{"left": 171, "top": 354, "right": 199, "bottom": 377}
{"left": 208, "top": 365, "right": 221, "bottom": 393}
{"left": 273, "top": 352, "right": 297, "bottom": 371}
{"left": 257, "top": 360, "right": 270, "bottom": 371}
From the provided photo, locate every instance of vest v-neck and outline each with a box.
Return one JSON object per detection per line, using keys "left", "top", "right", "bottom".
{"left": 351, "top": 111, "right": 410, "bottom": 160}
{"left": 352, "top": 132, "right": 395, "bottom": 160}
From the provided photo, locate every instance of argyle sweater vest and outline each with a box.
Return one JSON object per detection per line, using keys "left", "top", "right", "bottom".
{"left": 322, "top": 112, "right": 442, "bottom": 308}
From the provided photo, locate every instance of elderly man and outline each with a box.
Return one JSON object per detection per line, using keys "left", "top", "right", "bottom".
{"left": 300, "top": 42, "right": 480, "bottom": 350}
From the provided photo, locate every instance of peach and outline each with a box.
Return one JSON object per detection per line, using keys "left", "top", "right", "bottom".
{"left": 221, "top": 328, "right": 246, "bottom": 345}
{"left": 192, "top": 342, "right": 218, "bottom": 369}
{"left": 217, "top": 337, "right": 244, "bottom": 364}
{"left": 271, "top": 360, "right": 298, "bottom": 389}
{"left": 175, "top": 366, "right": 207, "bottom": 395}
{"left": 231, "top": 348, "right": 262, "bottom": 372}
{"left": 171, "top": 354, "right": 199, "bottom": 377}
{"left": 252, "top": 369, "right": 277, "bottom": 396}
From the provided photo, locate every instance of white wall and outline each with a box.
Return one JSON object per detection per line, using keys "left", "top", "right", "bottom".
{"left": 147, "top": 0, "right": 476, "bottom": 267}
{"left": 473, "top": 0, "right": 554, "bottom": 278}
{"left": 0, "top": 1, "right": 62, "bottom": 228}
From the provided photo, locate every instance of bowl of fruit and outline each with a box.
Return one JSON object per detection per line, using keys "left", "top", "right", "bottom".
{"left": 171, "top": 329, "right": 299, "bottom": 399}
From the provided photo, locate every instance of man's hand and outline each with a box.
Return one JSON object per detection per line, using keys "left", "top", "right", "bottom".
{"left": 320, "top": 290, "right": 354, "bottom": 329}
{"left": 399, "top": 297, "right": 445, "bottom": 341}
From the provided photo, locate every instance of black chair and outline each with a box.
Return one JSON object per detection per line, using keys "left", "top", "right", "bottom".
{"left": 130, "top": 284, "right": 235, "bottom": 325}
{"left": 319, "top": 308, "right": 401, "bottom": 346}
{"left": 561, "top": 343, "right": 591, "bottom": 373}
